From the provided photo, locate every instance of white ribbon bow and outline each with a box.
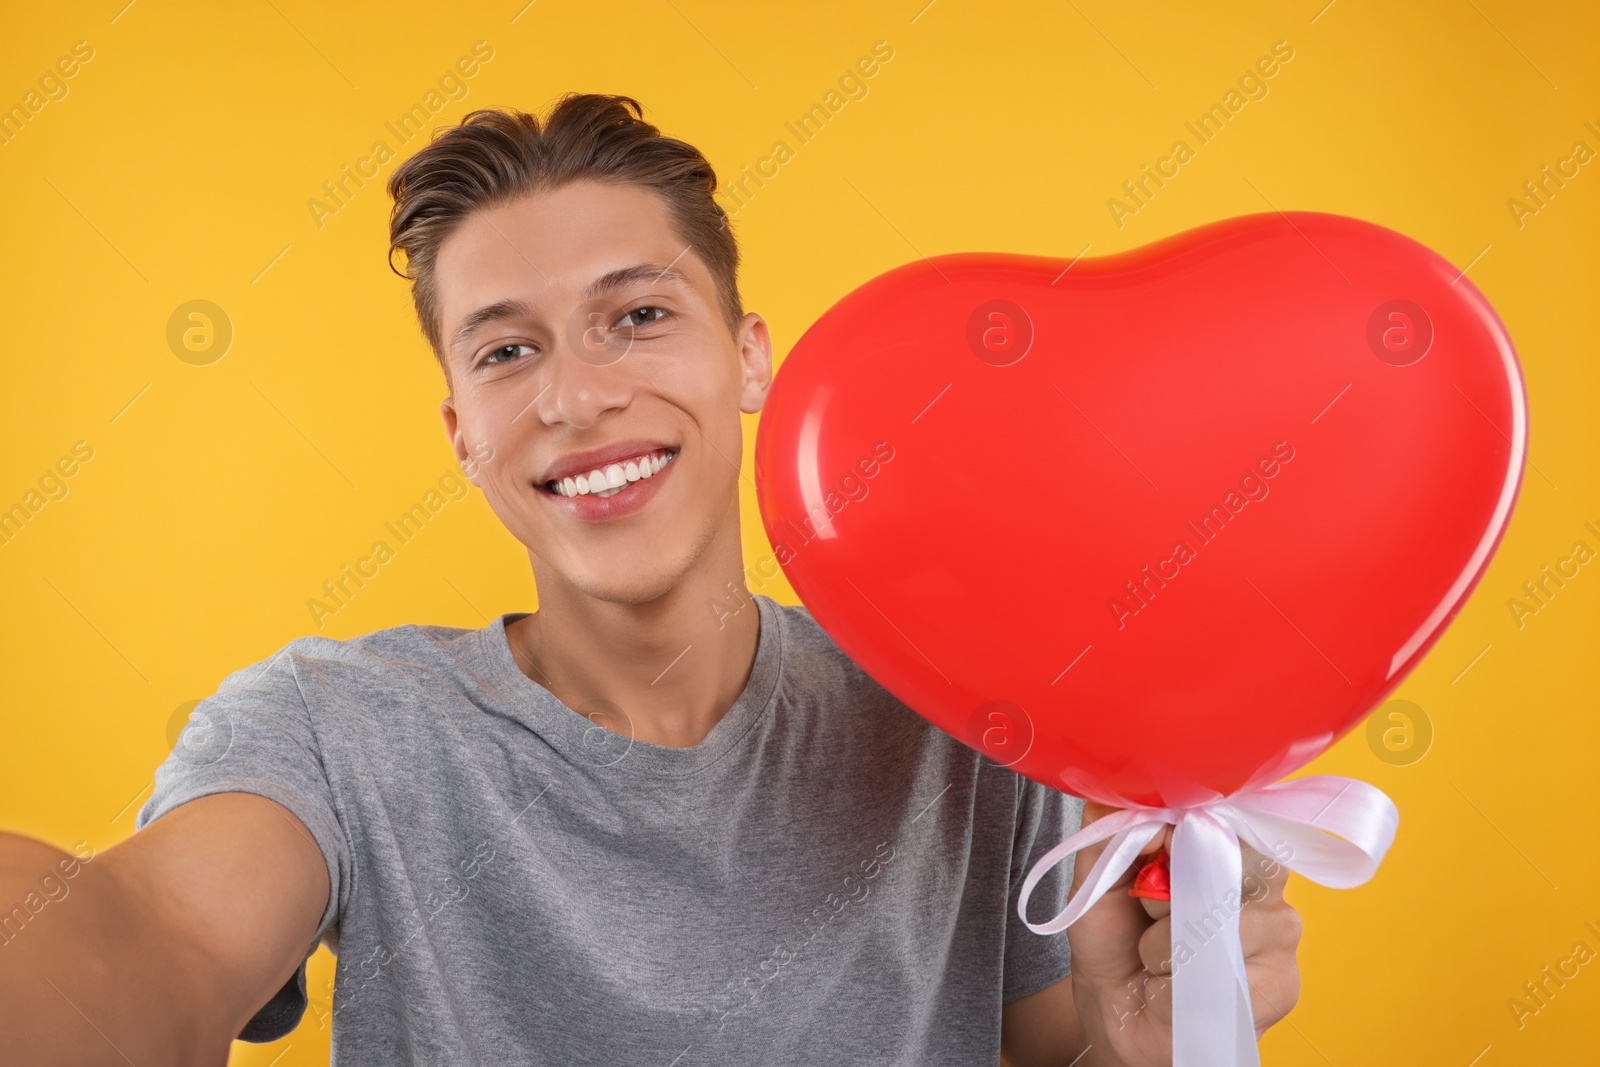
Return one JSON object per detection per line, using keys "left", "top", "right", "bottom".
{"left": 1017, "top": 775, "right": 1400, "bottom": 1067}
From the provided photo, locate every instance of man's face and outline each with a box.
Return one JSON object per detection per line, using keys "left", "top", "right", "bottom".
{"left": 436, "top": 179, "right": 772, "bottom": 605}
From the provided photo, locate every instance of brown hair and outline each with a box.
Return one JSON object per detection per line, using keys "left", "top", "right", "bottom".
{"left": 386, "top": 93, "right": 742, "bottom": 377}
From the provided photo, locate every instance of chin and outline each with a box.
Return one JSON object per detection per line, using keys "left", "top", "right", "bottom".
{"left": 571, "top": 557, "right": 692, "bottom": 608}
{"left": 531, "top": 494, "right": 727, "bottom": 607}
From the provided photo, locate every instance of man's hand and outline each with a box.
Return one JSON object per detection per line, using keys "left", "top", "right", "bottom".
{"left": 1063, "top": 802, "right": 1302, "bottom": 1067}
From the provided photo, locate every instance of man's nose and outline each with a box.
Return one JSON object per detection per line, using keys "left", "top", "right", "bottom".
{"left": 532, "top": 319, "right": 635, "bottom": 428}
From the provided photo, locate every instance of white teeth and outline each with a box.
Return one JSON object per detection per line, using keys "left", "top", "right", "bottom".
{"left": 549, "top": 449, "right": 676, "bottom": 497}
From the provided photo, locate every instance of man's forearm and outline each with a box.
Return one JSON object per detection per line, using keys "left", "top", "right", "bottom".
{"left": 0, "top": 831, "right": 231, "bottom": 1067}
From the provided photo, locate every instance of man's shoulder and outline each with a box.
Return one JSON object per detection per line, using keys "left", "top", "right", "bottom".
{"left": 760, "top": 595, "right": 937, "bottom": 736}
{"left": 216, "top": 618, "right": 485, "bottom": 696}
{"left": 762, "top": 595, "right": 880, "bottom": 691}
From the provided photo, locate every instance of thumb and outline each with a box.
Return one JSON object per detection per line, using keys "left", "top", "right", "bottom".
{"left": 1071, "top": 802, "right": 1172, "bottom": 896}
{"left": 1063, "top": 802, "right": 1167, "bottom": 988}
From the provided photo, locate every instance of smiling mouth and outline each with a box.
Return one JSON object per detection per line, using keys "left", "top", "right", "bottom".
{"left": 543, "top": 447, "right": 679, "bottom": 498}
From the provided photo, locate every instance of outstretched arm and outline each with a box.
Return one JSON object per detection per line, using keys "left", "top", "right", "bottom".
{"left": 0, "top": 792, "right": 330, "bottom": 1066}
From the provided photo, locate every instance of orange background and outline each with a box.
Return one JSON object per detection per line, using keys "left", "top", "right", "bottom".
{"left": 2, "top": 1, "right": 1596, "bottom": 1063}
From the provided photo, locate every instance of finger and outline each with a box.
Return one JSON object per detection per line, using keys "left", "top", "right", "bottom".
{"left": 1116, "top": 958, "right": 1298, "bottom": 1039}
{"left": 1235, "top": 857, "right": 1286, "bottom": 908}
{"left": 1237, "top": 895, "right": 1302, "bottom": 962}
{"left": 1139, "top": 896, "right": 1171, "bottom": 921}
{"left": 1241, "top": 838, "right": 1292, "bottom": 889}
{"left": 1069, "top": 802, "right": 1117, "bottom": 896}
{"left": 1137, "top": 914, "right": 1173, "bottom": 976}
{"left": 1137, "top": 823, "right": 1173, "bottom": 857}
{"left": 1080, "top": 801, "right": 1169, "bottom": 843}
{"left": 1071, "top": 802, "right": 1158, "bottom": 896}
{"left": 1111, "top": 969, "right": 1173, "bottom": 1033}
{"left": 1245, "top": 955, "right": 1301, "bottom": 1036}
{"left": 1064, "top": 802, "right": 1169, "bottom": 985}
{"left": 1075, "top": 803, "right": 1171, "bottom": 890}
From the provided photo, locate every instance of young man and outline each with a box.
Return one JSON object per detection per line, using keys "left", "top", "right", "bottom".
{"left": 0, "top": 94, "right": 1300, "bottom": 1065}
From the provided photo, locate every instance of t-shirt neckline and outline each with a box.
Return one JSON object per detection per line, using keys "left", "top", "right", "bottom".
{"left": 479, "top": 593, "right": 783, "bottom": 778}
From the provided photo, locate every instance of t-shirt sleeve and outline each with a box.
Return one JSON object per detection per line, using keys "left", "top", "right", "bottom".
{"left": 133, "top": 642, "right": 351, "bottom": 1042}
{"left": 1002, "top": 773, "right": 1086, "bottom": 1003}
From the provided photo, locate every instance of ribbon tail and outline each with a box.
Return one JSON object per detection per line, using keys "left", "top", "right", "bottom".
{"left": 1171, "top": 810, "right": 1258, "bottom": 1067}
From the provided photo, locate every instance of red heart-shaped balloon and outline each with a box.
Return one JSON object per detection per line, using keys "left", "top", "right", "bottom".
{"left": 754, "top": 211, "right": 1527, "bottom": 807}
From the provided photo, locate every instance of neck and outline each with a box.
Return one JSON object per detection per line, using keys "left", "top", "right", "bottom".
{"left": 508, "top": 521, "right": 763, "bottom": 749}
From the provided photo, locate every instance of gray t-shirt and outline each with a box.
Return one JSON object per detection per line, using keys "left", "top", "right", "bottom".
{"left": 136, "top": 593, "right": 1084, "bottom": 1065}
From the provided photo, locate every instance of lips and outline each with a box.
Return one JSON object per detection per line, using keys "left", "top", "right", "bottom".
{"left": 546, "top": 447, "right": 676, "bottom": 497}
{"left": 537, "top": 438, "right": 678, "bottom": 486}
{"left": 539, "top": 443, "right": 679, "bottom": 522}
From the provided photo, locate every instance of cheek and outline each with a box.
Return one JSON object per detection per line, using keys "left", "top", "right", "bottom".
{"left": 459, "top": 416, "right": 538, "bottom": 516}
{"left": 472, "top": 433, "right": 520, "bottom": 497}
{"left": 668, "top": 377, "right": 745, "bottom": 472}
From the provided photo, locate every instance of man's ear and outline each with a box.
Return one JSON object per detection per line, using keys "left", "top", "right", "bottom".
{"left": 736, "top": 312, "right": 774, "bottom": 415}
{"left": 440, "top": 396, "right": 481, "bottom": 487}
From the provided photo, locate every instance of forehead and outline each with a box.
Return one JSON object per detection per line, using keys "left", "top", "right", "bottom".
{"left": 435, "top": 180, "right": 709, "bottom": 331}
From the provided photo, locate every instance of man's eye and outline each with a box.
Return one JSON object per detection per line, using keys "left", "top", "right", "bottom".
{"left": 480, "top": 343, "right": 534, "bottom": 367}
{"left": 618, "top": 306, "right": 668, "bottom": 329}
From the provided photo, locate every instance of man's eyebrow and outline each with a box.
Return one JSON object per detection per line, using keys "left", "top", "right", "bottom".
{"left": 451, "top": 297, "right": 538, "bottom": 357}
{"left": 449, "top": 263, "right": 696, "bottom": 359}
{"left": 584, "top": 262, "right": 696, "bottom": 301}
